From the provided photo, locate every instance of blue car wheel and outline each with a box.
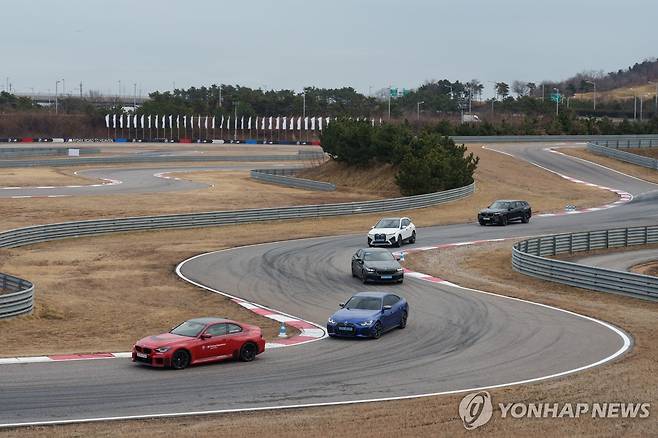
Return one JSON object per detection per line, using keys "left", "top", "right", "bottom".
{"left": 371, "top": 321, "right": 383, "bottom": 339}
{"left": 399, "top": 310, "right": 408, "bottom": 329}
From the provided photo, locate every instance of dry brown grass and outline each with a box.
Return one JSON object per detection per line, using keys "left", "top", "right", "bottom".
{"left": 559, "top": 147, "right": 658, "bottom": 185}
{"left": 0, "top": 168, "right": 91, "bottom": 187}
{"left": 0, "top": 145, "right": 617, "bottom": 232}
{"left": 624, "top": 148, "right": 658, "bottom": 159}
{"left": 574, "top": 83, "right": 656, "bottom": 102}
{"left": 6, "top": 241, "right": 655, "bottom": 437}
{"left": 297, "top": 160, "right": 401, "bottom": 197}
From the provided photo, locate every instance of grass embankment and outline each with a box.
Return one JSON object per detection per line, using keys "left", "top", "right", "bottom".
{"left": 297, "top": 160, "right": 401, "bottom": 197}
{"left": 559, "top": 147, "right": 658, "bottom": 185}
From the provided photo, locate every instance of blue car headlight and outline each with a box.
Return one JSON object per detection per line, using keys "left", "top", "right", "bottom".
{"left": 327, "top": 318, "right": 336, "bottom": 324}
{"left": 359, "top": 320, "right": 375, "bottom": 327}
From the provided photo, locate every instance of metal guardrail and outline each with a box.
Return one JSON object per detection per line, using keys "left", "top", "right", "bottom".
{"left": 0, "top": 273, "right": 35, "bottom": 319}
{"left": 0, "top": 151, "right": 325, "bottom": 168}
{"left": 587, "top": 142, "right": 658, "bottom": 170}
{"left": 0, "top": 180, "right": 474, "bottom": 319}
{"left": 452, "top": 134, "right": 658, "bottom": 144}
{"left": 250, "top": 168, "right": 337, "bottom": 191}
{"left": 512, "top": 225, "right": 658, "bottom": 301}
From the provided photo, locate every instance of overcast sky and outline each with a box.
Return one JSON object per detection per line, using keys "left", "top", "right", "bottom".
{"left": 2, "top": 0, "right": 657, "bottom": 98}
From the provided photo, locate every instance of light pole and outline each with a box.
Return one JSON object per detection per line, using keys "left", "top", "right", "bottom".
{"left": 650, "top": 82, "right": 658, "bottom": 116}
{"left": 585, "top": 80, "right": 596, "bottom": 112}
{"left": 302, "top": 92, "right": 306, "bottom": 118}
{"left": 631, "top": 88, "right": 637, "bottom": 120}
{"left": 133, "top": 83, "right": 137, "bottom": 110}
{"left": 61, "top": 78, "right": 65, "bottom": 96}
{"left": 55, "top": 80, "right": 61, "bottom": 114}
{"left": 553, "top": 88, "right": 560, "bottom": 116}
{"left": 417, "top": 101, "right": 424, "bottom": 120}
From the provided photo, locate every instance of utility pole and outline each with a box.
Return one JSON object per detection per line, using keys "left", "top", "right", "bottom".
{"left": 553, "top": 88, "right": 559, "bottom": 116}
{"left": 62, "top": 78, "right": 65, "bottom": 95}
{"left": 417, "top": 101, "right": 424, "bottom": 120}
{"left": 79, "top": 81, "right": 83, "bottom": 98}
{"left": 133, "top": 83, "right": 137, "bottom": 110}
{"left": 302, "top": 92, "right": 306, "bottom": 118}
{"left": 55, "top": 80, "right": 60, "bottom": 114}
{"left": 585, "top": 80, "right": 596, "bottom": 112}
{"left": 388, "top": 86, "right": 392, "bottom": 120}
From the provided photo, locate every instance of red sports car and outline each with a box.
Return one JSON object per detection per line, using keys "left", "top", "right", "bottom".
{"left": 132, "top": 317, "right": 266, "bottom": 369}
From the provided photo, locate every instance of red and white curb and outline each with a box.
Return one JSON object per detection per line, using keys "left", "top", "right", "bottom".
{"left": 0, "top": 352, "right": 131, "bottom": 365}
{"left": 231, "top": 298, "right": 326, "bottom": 348}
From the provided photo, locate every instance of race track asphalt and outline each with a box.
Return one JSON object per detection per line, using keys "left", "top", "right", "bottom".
{"left": 0, "top": 163, "right": 300, "bottom": 198}
{"left": 0, "top": 142, "right": 656, "bottom": 426}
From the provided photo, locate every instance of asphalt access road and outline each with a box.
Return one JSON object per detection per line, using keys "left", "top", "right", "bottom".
{"left": 0, "top": 142, "right": 656, "bottom": 425}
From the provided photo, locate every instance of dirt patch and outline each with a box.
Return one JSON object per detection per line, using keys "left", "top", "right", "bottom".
{"left": 630, "top": 261, "right": 658, "bottom": 277}
{"left": 297, "top": 160, "right": 401, "bottom": 197}
{"left": 8, "top": 241, "right": 656, "bottom": 437}
{"left": 559, "top": 147, "right": 658, "bottom": 184}
{"left": 0, "top": 145, "right": 617, "bottom": 232}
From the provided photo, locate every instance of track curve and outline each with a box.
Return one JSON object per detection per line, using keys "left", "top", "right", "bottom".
{"left": 0, "top": 163, "right": 300, "bottom": 198}
{"left": 0, "top": 142, "right": 656, "bottom": 426}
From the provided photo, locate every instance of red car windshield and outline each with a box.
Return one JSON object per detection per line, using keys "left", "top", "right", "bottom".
{"left": 170, "top": 321, "right": 206, "bottom": 337}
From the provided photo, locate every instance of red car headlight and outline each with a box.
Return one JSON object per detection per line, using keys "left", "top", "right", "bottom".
{"left": 154, "top": 347, "right": 171, "bottom": 353}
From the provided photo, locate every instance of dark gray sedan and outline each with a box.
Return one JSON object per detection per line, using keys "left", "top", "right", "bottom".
{"left": 351, "top": 248, "right": 404, "bottom": 284}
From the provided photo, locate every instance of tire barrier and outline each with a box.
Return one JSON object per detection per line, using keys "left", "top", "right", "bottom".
{"left": 512, "top": 225, "right": 658, "bottom": 301}
{"left": 0, "top": 181, "right": 474, "bottom": 319}
{"left": 0, "top": 150, "right": 325, "bottom": 169}
{"left": 587, "top": 142, "right": 658, "bottom": 170}
{"left": 250, "top": 168, "right": 336, "bottom": 191}
{"left": 0, "top": 273, "right": 34, "bottom": 319}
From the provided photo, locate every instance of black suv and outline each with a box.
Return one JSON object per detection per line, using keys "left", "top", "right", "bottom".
{"left": 478, "top": 200, "right": 531, "bottom": 226}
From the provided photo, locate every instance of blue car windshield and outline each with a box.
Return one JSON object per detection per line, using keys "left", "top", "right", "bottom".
{"left": 345, "top": 296, "right": 382, "bottom": 310}
{"left": 170, "top": 321, "right": 206, "bottom": 337}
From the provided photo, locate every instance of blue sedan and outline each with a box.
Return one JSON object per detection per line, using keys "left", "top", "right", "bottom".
{"left": 326, "top": 292, "right": 409, "bottom": 339}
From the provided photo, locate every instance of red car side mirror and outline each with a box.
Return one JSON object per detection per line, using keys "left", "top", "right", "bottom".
{"left": 200, "top": 333, "right": 212, "bottom": 340}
